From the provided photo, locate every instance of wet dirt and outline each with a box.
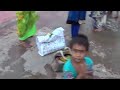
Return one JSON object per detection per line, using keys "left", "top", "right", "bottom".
{"left": 1, "top": 45, "right": 27, "bottom": 68}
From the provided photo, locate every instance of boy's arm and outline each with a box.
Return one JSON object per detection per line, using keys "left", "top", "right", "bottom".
{"left": 85, "top": 70, "right": 94, "bottom": 79}
{"left": 76, "top": 63, "right": 88, "bottom": 79}
{"left": 85, "top": 57, "right": 94, "bottom": 79}
{"left": 85, "top": 62, "right": 94, "bottom": 79}
{"left": 76, "top": 70, "right": 93, "bottom": 79}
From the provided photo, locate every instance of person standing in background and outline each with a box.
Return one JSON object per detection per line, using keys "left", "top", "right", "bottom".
{"left": 66, "top": 11, "right": 86, "bottom": 38}
{"left": 107, "top": 11, "right": 119, "bottom": 19}
{"left": 16, "top": 11, "right": 39, "bottom": 48}
{"left": 111, "top": 11, "right": 119, "bottom": 19}
{"left": 89, "top": 11, "right": 107, "bottom": 32}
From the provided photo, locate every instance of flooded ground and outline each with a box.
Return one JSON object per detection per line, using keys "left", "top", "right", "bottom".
{"left": 0, "top": 11, "right": 120, "bottom": 79}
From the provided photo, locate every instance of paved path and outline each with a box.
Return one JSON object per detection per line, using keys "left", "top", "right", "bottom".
{"left": 0, "top": 11, "right": 16, "bottom": 24}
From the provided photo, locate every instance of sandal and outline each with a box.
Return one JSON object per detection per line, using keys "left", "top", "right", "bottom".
{"left": 64, "top": 47, "right": 72, "bottom": 55}
{"left": 54, "top": 47, "right": 72, "bottom": 63}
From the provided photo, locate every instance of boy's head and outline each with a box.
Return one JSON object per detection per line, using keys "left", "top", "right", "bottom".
{"left": 69, "top": 34, "right": 89, "bottom": 62}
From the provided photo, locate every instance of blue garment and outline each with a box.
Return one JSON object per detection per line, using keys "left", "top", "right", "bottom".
{"left": 67, "top": 11, "right": 86, "bottom": 24}
{"left": 67, "top": 11, "right": 86, "bottom": 38}
{"left": 63, "top": 56, "right": 94, "bottom": 79}
{"left": 71, "top": 24, "right": 80, "bottom": 37}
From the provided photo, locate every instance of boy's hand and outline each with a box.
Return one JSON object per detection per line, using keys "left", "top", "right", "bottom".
{"left": 76, "top": 73, "right": 85, "bottom": 79}
{"left": 76, "top": 63, "right": 87, "bottom": 79}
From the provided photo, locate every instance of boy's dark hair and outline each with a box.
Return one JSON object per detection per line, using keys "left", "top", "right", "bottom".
{"left": 69, "top": 34, "right": 89, "bottom": 51}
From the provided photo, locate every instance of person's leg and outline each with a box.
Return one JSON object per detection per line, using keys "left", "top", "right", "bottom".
{"left": 79, "top": 11, "right": 86, "bottom": 24}
{"left": 117, "top": 11, "right": 120, "bottom": 20}
{"left": 93, "top": 17, "right": 102, "bottom": 32}
{"left": 19, "top": 40, "right": 33, "bottom": 48}
{"left": 113, "top": 11, "right": 119, "bottom": 20}
{"left": 112, "top": 11, "right": 118, "bottom": 19}
{"left": 116, "top": 11, "right": 119, "bottom": 18}
{"left": 101, "top": 14, "right": 107, "bottom": 26}
{"left": 93, "top": 17, "right": 98, "bottom": 29}
{"left": 71, "top": 24, "right": 80, "bottom": 38}
{"left": 107, "top": 11, "right": 112, "bottom": 18}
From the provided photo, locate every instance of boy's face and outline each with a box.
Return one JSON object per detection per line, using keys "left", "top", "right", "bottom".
{"left": 71, "top": 44, "right": 87, "bottom": 62}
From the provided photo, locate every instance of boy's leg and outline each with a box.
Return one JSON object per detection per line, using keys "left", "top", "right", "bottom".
{"left": 71, "top": 24, "right": 80, "bottom": 38}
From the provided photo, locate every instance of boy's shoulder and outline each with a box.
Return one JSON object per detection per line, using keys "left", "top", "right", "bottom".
{"left": 84, "top": 56, "right": 94, "bottom": 65}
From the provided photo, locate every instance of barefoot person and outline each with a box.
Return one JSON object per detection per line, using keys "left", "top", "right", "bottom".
{"left": 66, "top": 11, "right": 86, "bottom": 38}
{"left": 16, "top": 11, "right": 39, "bottom": 48}
{"left": 111, "top": 11, "right": 119, "bottom": 19}
{"left": 89, "top": 11, "right": 107, "bottom": 32}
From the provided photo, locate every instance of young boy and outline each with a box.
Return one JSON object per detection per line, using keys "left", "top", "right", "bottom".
{"left": 63, "top": 34, "right": 94, "bottom": 79}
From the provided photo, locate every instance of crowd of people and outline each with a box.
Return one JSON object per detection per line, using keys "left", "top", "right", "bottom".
{"left": 16, "top": 11, "right": 119, "bottom": 79}
{"left": 67, "top": 11, "right": 119, "bottom": 38}
{"left": 16, "top": 11, "right": 119, "bottom": 48}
